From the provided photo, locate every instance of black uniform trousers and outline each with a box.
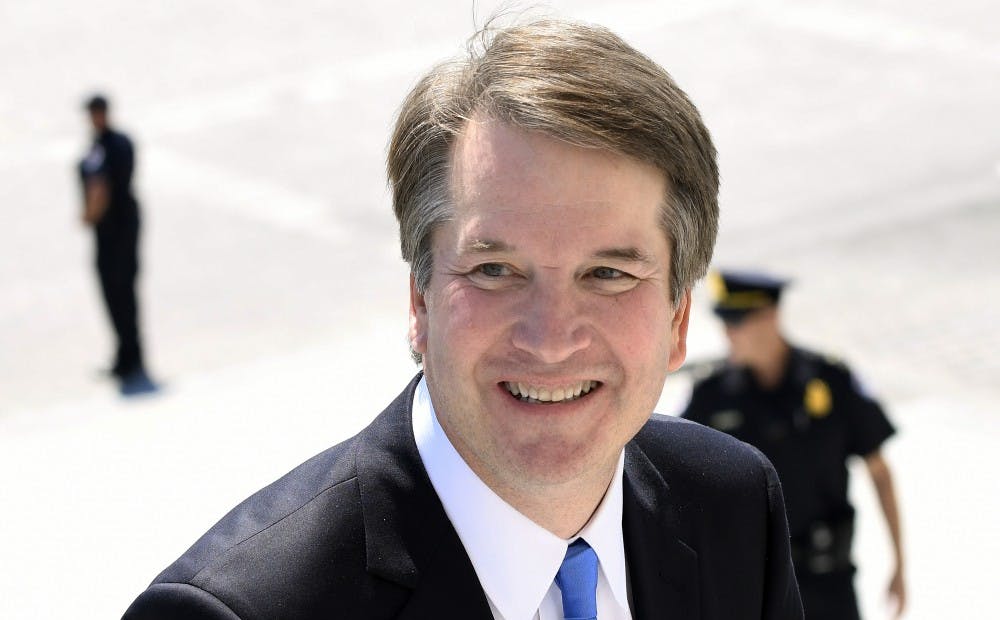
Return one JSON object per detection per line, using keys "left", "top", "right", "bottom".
{"left": 96, "top": 213, "right": 142, "bottom": 377}
{"left": 799, "top": 571, "right": 860, "bottom": 620}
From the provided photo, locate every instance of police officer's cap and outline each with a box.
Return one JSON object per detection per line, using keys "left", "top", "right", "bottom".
{"left": 707, "top": 269, "right": 788, "bottom": 323}
{"left": 84, "top": 94, "right": 109, "bottom": 112}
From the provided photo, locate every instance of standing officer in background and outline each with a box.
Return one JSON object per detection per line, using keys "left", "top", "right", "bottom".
{"left": 682, "top": 270, "right": 905, "bottom": 619}
{"left": 78, "top": 94, "right": 157, "bottom": 396}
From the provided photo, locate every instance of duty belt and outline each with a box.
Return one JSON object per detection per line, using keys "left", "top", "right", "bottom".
{"left": 790, "top": 518, "right": 854, "bottom": 575}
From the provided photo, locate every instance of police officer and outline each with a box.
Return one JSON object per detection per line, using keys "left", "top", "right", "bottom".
{"left": 681, "top": 270, "right": 905, "bottom": 619}
{"left": 78, "top": 94, "right": 156, "bottom": 395}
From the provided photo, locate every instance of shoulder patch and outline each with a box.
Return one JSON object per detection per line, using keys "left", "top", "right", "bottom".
{"left": 81, "top": 145, "right": 106, "bottom": 174}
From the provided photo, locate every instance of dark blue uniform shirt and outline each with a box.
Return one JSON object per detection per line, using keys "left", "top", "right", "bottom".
{"left": 681, "top": 347, "right": 895, "bottom": 544}
{"left": 78, "top": 128, "right": 138, "bottom": 231}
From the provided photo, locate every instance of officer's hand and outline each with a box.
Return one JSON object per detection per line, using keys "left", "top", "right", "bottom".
{"left": 887, "top": 567, "right": 906, "bottom": 617}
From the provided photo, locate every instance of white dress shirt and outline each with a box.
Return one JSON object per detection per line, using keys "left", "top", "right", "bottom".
{"left": 412, "top": 377, "right": 634, "bottom": 620}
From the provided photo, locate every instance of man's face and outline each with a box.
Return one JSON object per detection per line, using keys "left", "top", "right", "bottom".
{"left": 88, "top": 109, "right": 107, "bottom": 133}
{"left": 409, "top": 119, "right": 690, "bottom": 495}
{"left": 723, "top": 307, "right": 777, "bottom": 365}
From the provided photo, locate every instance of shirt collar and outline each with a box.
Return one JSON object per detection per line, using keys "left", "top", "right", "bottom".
{"left": 412, "top": 376, "right": 629, "bottom": 620}
{"left": 576, "top": 448, "right": 630, "bottom": 613}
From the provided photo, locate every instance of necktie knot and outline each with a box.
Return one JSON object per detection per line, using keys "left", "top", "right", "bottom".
{"left": 554, "top": 538, "right": 599, "bottom": 620}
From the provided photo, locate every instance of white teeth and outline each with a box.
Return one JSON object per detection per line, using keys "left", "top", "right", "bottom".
{"left": 504, "top": 380, "right": 599, "bottom": 403}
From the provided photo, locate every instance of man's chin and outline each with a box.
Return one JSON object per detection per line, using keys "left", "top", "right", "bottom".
{"left": 502, "top": 440, "right": 618, "bottom": 487}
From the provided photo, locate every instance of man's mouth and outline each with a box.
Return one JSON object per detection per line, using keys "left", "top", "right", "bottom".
{"left": 503, "top": 380, "right": 600, "bottom": 404}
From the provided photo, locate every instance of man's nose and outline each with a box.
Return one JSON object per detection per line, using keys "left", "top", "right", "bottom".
{"left": 510, "top": 286, "right": 591, "bottom": 364}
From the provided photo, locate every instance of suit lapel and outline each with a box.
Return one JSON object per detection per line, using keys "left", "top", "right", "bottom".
{"left": 355, "top": 375, "right": 494, "bottom": 619}
{"left": 623, "top": 441, "right": 701, "bottom": 619}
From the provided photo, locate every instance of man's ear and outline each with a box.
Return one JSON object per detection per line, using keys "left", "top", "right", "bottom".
{"left": 667, "top": 289, "right": 691, "bottom": 372}
{"left": 408, "top": 274, "right": 428, "bottom": 356}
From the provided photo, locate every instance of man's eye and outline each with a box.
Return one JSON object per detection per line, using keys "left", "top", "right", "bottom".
{"left": 592, "top": 266, "right": 624, "bottom": 279}
{"left": 586, "top": 266, "right": 640, "bottom": 294}
{"left": 478, "top": 263, "right": 509, "bottom": 277}
{"left": 467, "top": 263, "right": 518, "bottom": 289}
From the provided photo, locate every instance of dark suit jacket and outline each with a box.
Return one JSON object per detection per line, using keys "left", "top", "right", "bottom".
{"left": 124, "top": 375, "right": 802, "bottom": 619}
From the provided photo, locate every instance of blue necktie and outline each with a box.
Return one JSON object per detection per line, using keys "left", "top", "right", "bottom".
{"left": 555, "top": 538, "right": 599, "bottom": 620}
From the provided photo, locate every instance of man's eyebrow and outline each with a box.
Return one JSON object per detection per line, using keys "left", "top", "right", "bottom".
{"left": 462, "top": 239, "right": 515, "bottom": 253}
{"left": 459, "top": 241, "right": 654, "bottom": 263}
{"left": 593, "top": 247, "right": 655, "bottom": 264}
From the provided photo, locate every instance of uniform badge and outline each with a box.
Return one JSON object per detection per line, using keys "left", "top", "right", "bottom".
{"left": 804, "top": 379, "right": 832, "bottom": 418}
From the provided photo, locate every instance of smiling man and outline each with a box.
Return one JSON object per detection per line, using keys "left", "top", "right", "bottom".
{"left": 124, "top": 19, "right": 802, "bottom": 620}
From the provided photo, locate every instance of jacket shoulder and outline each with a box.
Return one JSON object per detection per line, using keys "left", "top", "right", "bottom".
{"left": 634, "top": 414, "right": 779, "bottom": 494}
{"left": 156, "top": 434, "right": 365, "bottom": 586}
{"left": 628, "top": 416, "right": 800, "bottom": 618}
{"left": 133, "top": 428, "right": 410, "bottom": 618}
{"left": 128, "top": 379, "right": 427, "bottom": 619}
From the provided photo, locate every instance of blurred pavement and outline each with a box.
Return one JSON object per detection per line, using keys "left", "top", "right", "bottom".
{"left": 1, "top": 1, "right": 998, "bottom": 618}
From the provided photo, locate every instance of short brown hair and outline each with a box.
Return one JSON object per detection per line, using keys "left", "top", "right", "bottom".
{"left": 388, "top": 18, "right": 719, "bottom": 305}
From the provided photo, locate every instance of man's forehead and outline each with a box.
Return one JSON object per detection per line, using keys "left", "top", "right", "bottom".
{"left": 452, "top": 117, "right": 637, "bottom": 176}
{"left": 450, "top": 119, "right": 542, "bottom": 185}
{"left": 449, "top": 118, "right": 669, "bottom": 198}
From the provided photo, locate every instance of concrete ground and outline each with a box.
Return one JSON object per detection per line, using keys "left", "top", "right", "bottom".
{"left": 1, "top": 1, "right": 998, "bottom": 618}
